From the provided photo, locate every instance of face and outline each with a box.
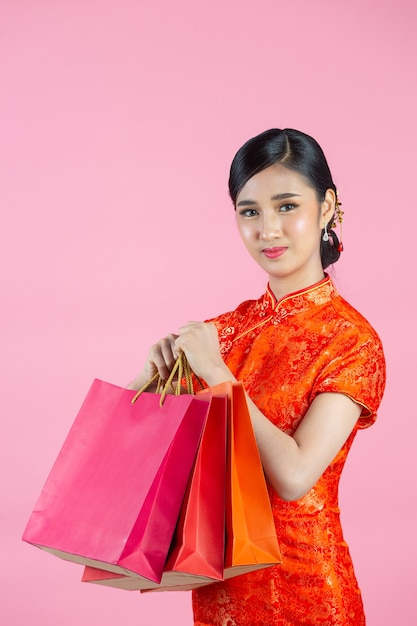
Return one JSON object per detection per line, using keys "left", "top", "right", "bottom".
{"left": 235, "top": 163, "right": 335, "bottom": 296}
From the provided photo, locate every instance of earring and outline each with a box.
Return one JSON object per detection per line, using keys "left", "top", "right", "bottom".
{"left": 322, "top": 224, "right": 329, "bottom": 242}
{"left": 333, "top": 194, "right": 344, "bottom": 252}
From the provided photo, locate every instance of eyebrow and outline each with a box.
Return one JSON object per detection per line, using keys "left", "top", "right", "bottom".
{"left": 236, "top": 193, "right": 301, "bottom": 206}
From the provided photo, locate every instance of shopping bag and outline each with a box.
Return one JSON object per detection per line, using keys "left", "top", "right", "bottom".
{"left": 144, "top": 381, "right": 281, "bottom": 591}
{"left": 82, "top": 392, "right": 228, "bottom": 590}
{"left": 22, "top": 378, "right": 210, "bottom": 583}
{"left": 219, "top": 381, "right": 282, "bottom": 579}
{"left": 165, "top": 392, "right": 227, "bottom": 581}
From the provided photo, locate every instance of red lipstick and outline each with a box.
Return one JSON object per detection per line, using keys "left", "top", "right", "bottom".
{"left": 263, "top": 247, "right": 287, "bottom": 259}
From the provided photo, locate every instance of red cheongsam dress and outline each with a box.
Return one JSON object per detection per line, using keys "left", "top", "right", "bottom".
{"left": 192, "top": 275, "right": 386, "bottom": 626}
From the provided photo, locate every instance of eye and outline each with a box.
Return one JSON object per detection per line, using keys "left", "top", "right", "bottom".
{"left": 279, "top": 203, "right": 297, "bottom": 213}
{"left": 238, "top": 208, "right": 259, "bottom": 217}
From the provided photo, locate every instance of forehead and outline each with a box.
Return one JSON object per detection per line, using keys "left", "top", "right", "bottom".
{"left": 237, "top": 163, "right": 314, "bottom": 201}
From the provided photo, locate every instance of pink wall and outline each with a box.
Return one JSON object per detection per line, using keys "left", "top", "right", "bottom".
{"left": 1, "top": 1, "right": 415, "bottom": 624}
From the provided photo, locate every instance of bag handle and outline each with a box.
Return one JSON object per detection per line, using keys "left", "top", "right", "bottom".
{"left": 131, "top": 353, "right": 204, "bottom": 406}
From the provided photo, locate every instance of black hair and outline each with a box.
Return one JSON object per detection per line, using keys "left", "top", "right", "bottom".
{"left": 228, "top": 128, "right": 341, "bottom": 269}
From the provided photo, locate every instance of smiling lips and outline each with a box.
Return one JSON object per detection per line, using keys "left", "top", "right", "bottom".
{"left": 263, "top": 246, "right": 287, "bottom": 259}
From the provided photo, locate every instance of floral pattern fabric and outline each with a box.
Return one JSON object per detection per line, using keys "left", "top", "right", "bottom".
{"left": 192, "top": 276, "right": 386, "bottom": 626}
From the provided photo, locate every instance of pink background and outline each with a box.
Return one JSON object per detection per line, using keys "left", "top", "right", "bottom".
{"left": 1, "top": 1, "right": 415, "bottom": 624}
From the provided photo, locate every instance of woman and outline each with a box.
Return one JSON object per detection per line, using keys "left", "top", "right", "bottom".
{"left": 130, "top": 128, "right": 386, "bottom": 625}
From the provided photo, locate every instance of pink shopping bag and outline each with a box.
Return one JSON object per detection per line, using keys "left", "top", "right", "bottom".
{"left": 82, "top": 393, "right": 228, "bottom": 590}
{"left": 22, "top": 379, "right": 210, "bottom": 583}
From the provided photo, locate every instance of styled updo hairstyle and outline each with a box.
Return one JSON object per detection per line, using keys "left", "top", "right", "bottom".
{"left": 228, "top": 128, "right": 341, "bottom": 269}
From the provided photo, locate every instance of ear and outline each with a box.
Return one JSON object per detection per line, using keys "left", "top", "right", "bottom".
{"left": 320, "top": 188, "right": 336, "bottom": 228}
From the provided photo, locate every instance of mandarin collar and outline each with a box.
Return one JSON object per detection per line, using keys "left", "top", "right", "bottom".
{"left": 263, "top": 274, "right": 338, "bottom": 314}
{"left": 230, "top": 275, "right": 339, "bottom": 344}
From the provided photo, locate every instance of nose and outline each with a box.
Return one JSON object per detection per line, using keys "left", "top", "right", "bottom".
{"left": 259, "top": 210, "right": 283, "bottom": 240}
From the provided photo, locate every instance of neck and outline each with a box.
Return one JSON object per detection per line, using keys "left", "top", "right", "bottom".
{"left": 268, "top": 268, "right": 326, "bottom": 301}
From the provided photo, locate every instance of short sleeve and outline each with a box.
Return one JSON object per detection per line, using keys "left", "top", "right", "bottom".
{"left": 310, "top": 332, "right": 386, "bottom": 429}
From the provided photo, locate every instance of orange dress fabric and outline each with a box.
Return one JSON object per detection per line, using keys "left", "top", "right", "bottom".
{"left": 192, "top": 275, "right": 386, "bottom": 626}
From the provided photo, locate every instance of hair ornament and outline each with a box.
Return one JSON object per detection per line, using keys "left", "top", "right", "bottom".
{"left": 332, "top": 193, "right": 344, "bottom": 252}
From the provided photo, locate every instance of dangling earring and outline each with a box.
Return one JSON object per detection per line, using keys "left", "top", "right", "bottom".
{"left": 322, "top": 224, "right": 329, "bottom": 242}
{"left": 333, "top": 193, "right": 344, "bottom": 252}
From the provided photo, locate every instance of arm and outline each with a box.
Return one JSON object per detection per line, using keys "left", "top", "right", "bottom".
{"left": 174, "top": 321, "right": 362, "bottom": 502}
{"left": 243, "top": 392, "right": 361, "bottom": 501}
{"left": 130, "top": 322, "right": 362, "bottom": 501}
{"left": 197, "top": 351, "right": 361, "bottom": 501}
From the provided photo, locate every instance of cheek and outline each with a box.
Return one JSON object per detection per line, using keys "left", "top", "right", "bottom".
{"left": 291, "top": 215, "right": 309, "bottom": 236}
{"left": 291, "top": 213, "right": 318, "bottom": 237}
{"left": 237, "top": 221, "right": 254, "bottom": 243}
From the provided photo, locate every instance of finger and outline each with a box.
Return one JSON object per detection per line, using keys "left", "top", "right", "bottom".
{"left": 159, "top": 334, "right": 179, "bottom": 371}
{"left": 178, "top": 321, "right": 203, "bottom": 334}
{"left": 148, "top": 334, "right": 178, "bottom": 381}
{"left": 173, "top": 335, "right": 184, "bottom": 355}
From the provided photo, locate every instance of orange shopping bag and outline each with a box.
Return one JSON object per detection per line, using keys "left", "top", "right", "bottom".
{"left": 210, "top": 381, "right": 281, "bottom": 580}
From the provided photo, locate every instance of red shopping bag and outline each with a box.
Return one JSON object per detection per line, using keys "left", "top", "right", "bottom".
{"left": 165, "top": 392, "right": 227, "bottom": 581}
{"left": 82, "top": 392, "right": 228, "bottom": 590}
{"left": 22, "top": 378, "right": 210, "bottom": 583}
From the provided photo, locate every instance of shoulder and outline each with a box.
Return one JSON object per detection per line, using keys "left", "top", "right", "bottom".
{"left": 328, "top": 294, "right": 384, "bottom": 352}
{"left": 321, "top": 292, "right": 386, "bottom": 384}
{"left": 312, "top": 292, "right": 386, "bottom": 426}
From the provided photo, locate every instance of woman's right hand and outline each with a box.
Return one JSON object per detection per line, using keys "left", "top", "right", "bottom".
{"left": 127, "top": 334, "right": 179, "bottom": 391}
